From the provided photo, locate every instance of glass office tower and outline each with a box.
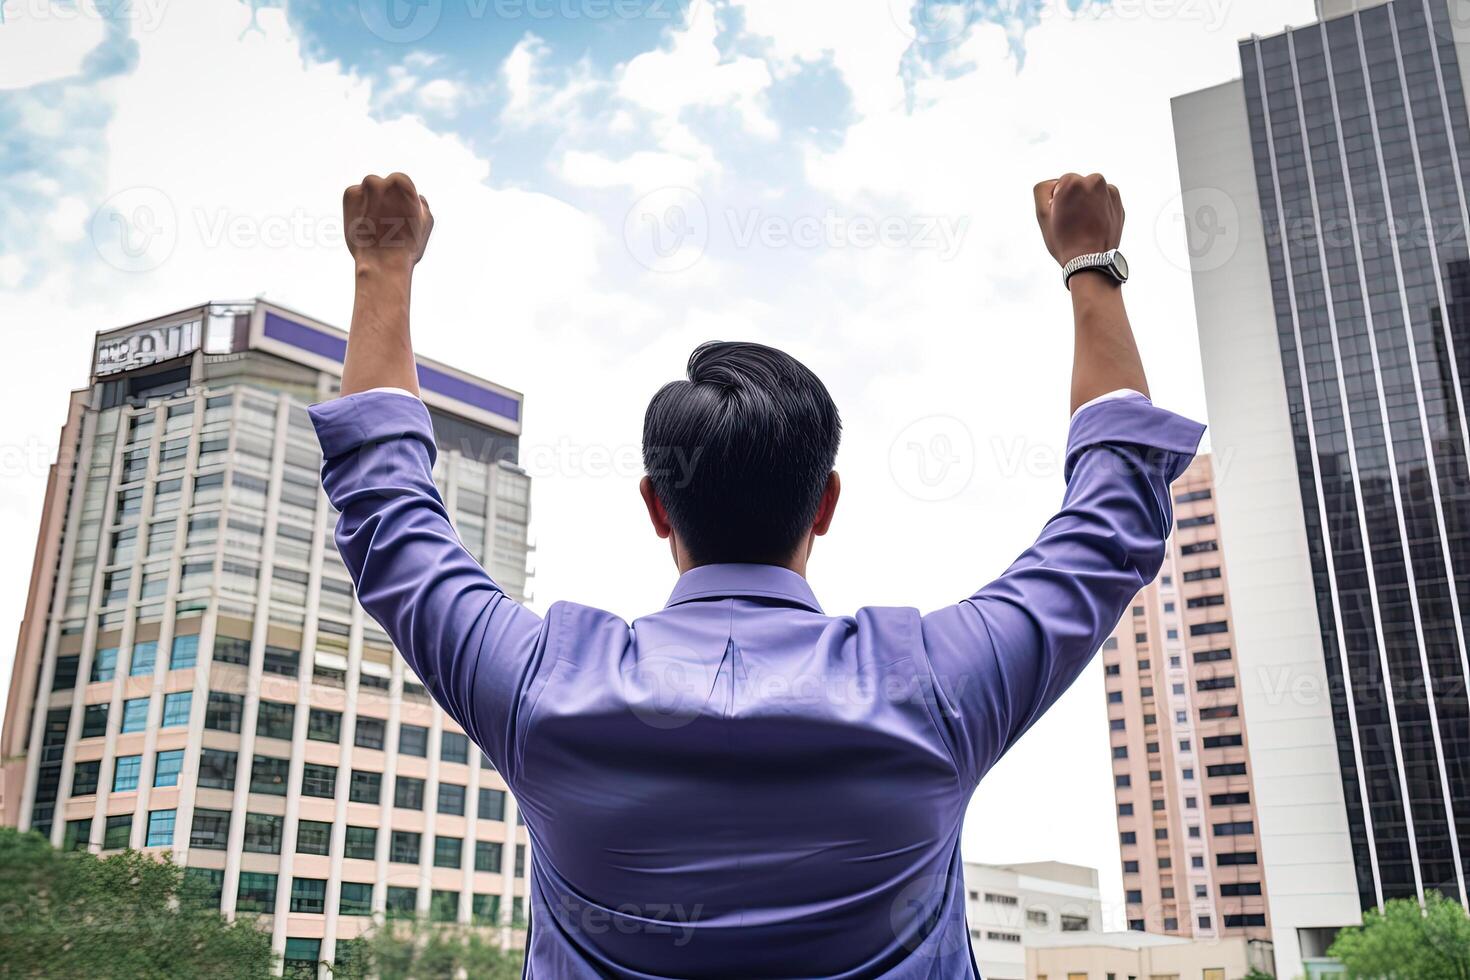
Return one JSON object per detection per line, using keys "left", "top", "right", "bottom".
{"left": 1175, "top": 1, "right": 1470, "bottom": 975}
{"left": 0, "top": 301, "right": 533, "bottom": 976}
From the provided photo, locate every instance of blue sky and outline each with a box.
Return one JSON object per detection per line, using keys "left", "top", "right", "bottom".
{"left": 1, "top": 0, "right": 1315, "bottom": 923}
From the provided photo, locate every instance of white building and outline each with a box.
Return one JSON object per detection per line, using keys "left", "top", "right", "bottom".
{"left": 963, "top": 860, "right": 1104, "bottom": 980}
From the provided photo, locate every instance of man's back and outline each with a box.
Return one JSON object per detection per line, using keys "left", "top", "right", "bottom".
{"left": 310, "top": 388, "right": 1203, "bottom": 978}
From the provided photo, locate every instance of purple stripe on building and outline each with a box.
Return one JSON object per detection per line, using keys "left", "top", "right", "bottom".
{"left": 263, "top": 312, "right": 520, "bottom": 422}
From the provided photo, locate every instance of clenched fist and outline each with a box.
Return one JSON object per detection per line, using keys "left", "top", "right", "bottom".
{"left": 343, "top": 172, "right": 434, "bottom": 272}
{"left": 1033, "top": 173, "right": 1124, "bottom": 268}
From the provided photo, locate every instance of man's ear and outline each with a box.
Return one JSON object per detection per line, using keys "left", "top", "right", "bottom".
{"left": 811, "top": 471, "right": 841, "bottom": 537}
{"left": 640, "top": 476, "right": 673, "bottom": 539}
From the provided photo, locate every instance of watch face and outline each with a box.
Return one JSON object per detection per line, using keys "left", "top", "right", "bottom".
{"left": 1111, "top": 250, "right": 1130, "bottom": 280}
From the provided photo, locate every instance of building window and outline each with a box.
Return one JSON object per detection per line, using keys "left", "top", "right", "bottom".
{"left": 985, "top": 931, "right": 1021, "bottom": 943}
{"left": 1197, "top": 676, "right": 1237, "bottom": 692}
{"left": 1207, "top": 762, "right": 1248, "bottom": 778}
{"left": 153, "top": 749, "right": 185, "bottom": 787}
{"left": 120, "top": 697, "right": 150, "bottom": 733}
{"left": 340, "top": 882, "right": 373, "bottom": 916}
{"left": 72, "top": 760, "right": 101, "bottom": 796}
{"left": 296, "top": 820, "right": 331, "bottom": 856}
{"left": 289, "top": 878, "right": 327, "bottom": 915}
{"left": 394, "top": 775, "right": 425, "bottom": 810}
{"left": 301, "top": 763, "right": 337, "bottom": 799}
{"left": 1126, "top": 890, "right": 1143, "bottom": 903}
{"left": 349, "top": 770, "right": 381, "bottom": 805}
{"left": 250, "top": 755, "right": 289, "bottom": 795}
{"left": 262, "top": 646, "right": 298, "bottom": 677}
{"left": 211, "top": 634, "right": 249, "bottom": 665}
{"left": 283, "top": 937, "right": 320, "bottom": 978}
{"left": 1221, "top": 882, "right": 1263, "bottom": 896}
{"left": 169, "top": 634, "right": 199, "bottom": 670}
{"left": 344, "top": 825, "right": 377, "bottom": 860}
{"left": 390, "top": 831, "right": 421, "bottom": 864}
{"left": 1190, "top": 621, "right": 1229, "bottom": 636}
{"left": 984, "top": 893, "right": 1018, "bottom": 906}
{"left": 113, "top": 754, "right": 142, "bottom": 792}
{"left": 204, "top": 692, "right": 243, "bottom": 732}
{"left": 1214, "top": 821, "right": 1255, "bottom": 837}
{"left": 478, "top": 788, "right": 507, "bottom": 821}
{"left": 236, "top": 872, "right": 278, "bottom": 914}
{"left": 244, "top": 813, "right": 284, "bottom": 854}
{"left": 385, "top": 887, "right": 417, "bottom": 919}
{"left": 197, "top": 748, "right": 237, "bottom": 790}
{"left": 399, "top": 724, "right": 428, "bottom": 758}
{"left": 129, "top": 641, "right": 158, "bottom": 676}
{"left": 161, "top": 691, "right": 191, "bottom": 727}
{"left": 63, "top": 819, "right": 92, "bottom": 851}
{"left": 474, "top": 841, "right": 502, "bottom": 873}
{"left": 472, "top": 893, "right": 500, "bottom": 924}
{"left": 256, "top": 700, "right": 295, "bottom": 741}
{"left": 437, "top": 783, "right": 466, "bottom": 816}
{"left": 307, "top": 708, "right": 341, "bottom": 743}
{"left": 430, "top": 890, "right": 459, "bottom": 923}
{"left": 53, "top": 655, "right": 79, "bottom": 691}
{"left": 103, "top": 814, "right": 132, "bottom": 850}
{"left": 441, "top": 731, "right": 470, "bottom": 764}
{"left": 81, "top": 703, "right": 109, "bottom": 738}
{"left": 434, "top": 836, "right": 463, "bottom": 869}
{"left": 145, "top": 809, "right": 176, "bottom": 847}
{"left": 353, "top": 717, "right": 385, "bottom": 750}
{"left": 1060, "top": 914, "right": 1089, "bottom": 932}
{"left": 190, "top": 809, "right": 230, "bottom": 850}
{"left": 90, "top": 647, "right": 120, "bottom": 683}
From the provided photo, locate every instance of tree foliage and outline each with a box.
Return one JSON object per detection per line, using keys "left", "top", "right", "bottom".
{"left": 331, "top": 917, "right": 523, "bottom": 979}
{"left": 0, "top": 828, "right": 273, "bottom": 979}
{"left": 1328, "top": 892, "right": 1470, "bottom": 980}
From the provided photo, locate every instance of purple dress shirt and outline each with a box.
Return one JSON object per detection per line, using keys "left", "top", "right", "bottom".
{"left": 311, "top": 390, "right": 1203, "bottom": 979}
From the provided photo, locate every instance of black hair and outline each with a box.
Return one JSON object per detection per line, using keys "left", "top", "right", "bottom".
{"left": 642, "top": 341, "right": 842, "bottom": 566}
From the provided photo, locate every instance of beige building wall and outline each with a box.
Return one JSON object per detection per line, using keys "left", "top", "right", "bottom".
{"left": 1104, "top": 455, "right": 1271, "bottom": 944}
{"left": 1027, "top": 933, "right": 1269, "bottom": 980}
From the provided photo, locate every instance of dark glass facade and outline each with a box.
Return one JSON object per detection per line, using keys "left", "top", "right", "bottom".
{"left": 1239, "top": 0, "right": 1470, "bottom": 912}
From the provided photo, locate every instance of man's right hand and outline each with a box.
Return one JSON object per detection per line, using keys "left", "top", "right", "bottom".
{"left": 343, "top": 172, "right": 435, "bottom": 274}
{"left": 1033, "top": 173, "right": 1124, "bottom": 268}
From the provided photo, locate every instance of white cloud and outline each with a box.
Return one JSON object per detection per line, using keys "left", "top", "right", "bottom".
{"left": 0, "top": 1, "right": 108, "bottom": 89}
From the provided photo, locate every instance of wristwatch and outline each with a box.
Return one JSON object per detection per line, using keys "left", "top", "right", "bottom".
{"left": 1063, "top": 249, "right": 1129, "bottom": 289}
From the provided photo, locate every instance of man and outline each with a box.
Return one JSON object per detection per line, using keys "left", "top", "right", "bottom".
{"left": 311, "top": 172, "right": 1203, "bottom": 977}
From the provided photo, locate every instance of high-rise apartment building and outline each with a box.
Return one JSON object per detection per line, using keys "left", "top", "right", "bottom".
{"left": 1174, "top": 0, "right": 1470, "bottom": 975}
{"left": 0, "top": 301, "right": 533, "bottom": 976}
{"left": 1103, "top": 455, "right": 1272, "bottom": 944}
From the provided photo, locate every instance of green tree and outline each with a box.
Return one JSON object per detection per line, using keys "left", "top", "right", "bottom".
{"left": 1328, "top": 891, "right": 1470, "bottom": 979}
{"left": 331, "top": 918, "right": 522, "bottom": 979}
{"left": 0, "top": 827, "right": 272, "bottom": 978}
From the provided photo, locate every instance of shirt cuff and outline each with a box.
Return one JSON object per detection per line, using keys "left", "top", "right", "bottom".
{"left": 1064, "top": 393, "right": 1205, "bottom": 484}
{"left": 1070, "top": 388, "right": 1145, "bottom": 420}
{"left": 309, "top": 389, "right": 438, "bottom": 462}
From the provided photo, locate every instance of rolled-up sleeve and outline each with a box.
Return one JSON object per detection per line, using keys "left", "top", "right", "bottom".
{"left": 310, "top": 391, "right": 544, "bottom": 780}
{"left": 918, "top": 394, "right": 1205, "bottom": 784}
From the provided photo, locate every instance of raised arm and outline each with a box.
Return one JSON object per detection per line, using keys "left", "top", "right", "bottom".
{"left": 917, "top": 175, "right": 1204, "bottom": 785}
{"left": 1033, "top": 172, "right": 1148, "bottom": 412}
{"left": 340, "top": 172, "right": 432, "bottom": 395}
{"left": 310, "top": 173, "right": 543, "bottom": 781}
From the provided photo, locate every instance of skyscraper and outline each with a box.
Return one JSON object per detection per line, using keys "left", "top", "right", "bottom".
{"left": 1103, "top": 455, "right": 1272, "bottom": 944}
{"left": 0, "top": 301, "right": 533, "bottom": 975}
{"left": 1174, "top": 0, "right": 1470, "bottom": 975}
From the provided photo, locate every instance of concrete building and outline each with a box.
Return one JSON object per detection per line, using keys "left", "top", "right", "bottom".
{"left": 963, "top": 860, "right": 1105, "bottom": 980}
{"left": 1102, "top": 455, "right": 1272, "bottom": 944}
{"left": 1174, "top": 0, "right": 1470, "bottom": 975}
{"left": 1027, "top": 932, "right": 1276, "bottom": 980}
{"left": 0, "top": 301, "right": 533, "bottom": 976}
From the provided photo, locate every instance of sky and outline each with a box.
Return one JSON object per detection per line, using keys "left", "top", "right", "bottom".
{"left": 0, "top": 0, "right": 1319, "bottom": 925}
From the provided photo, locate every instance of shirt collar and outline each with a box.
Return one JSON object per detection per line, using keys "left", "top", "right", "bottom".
{"left": 665, "top": 563, "right": 824, "bottom": 614}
